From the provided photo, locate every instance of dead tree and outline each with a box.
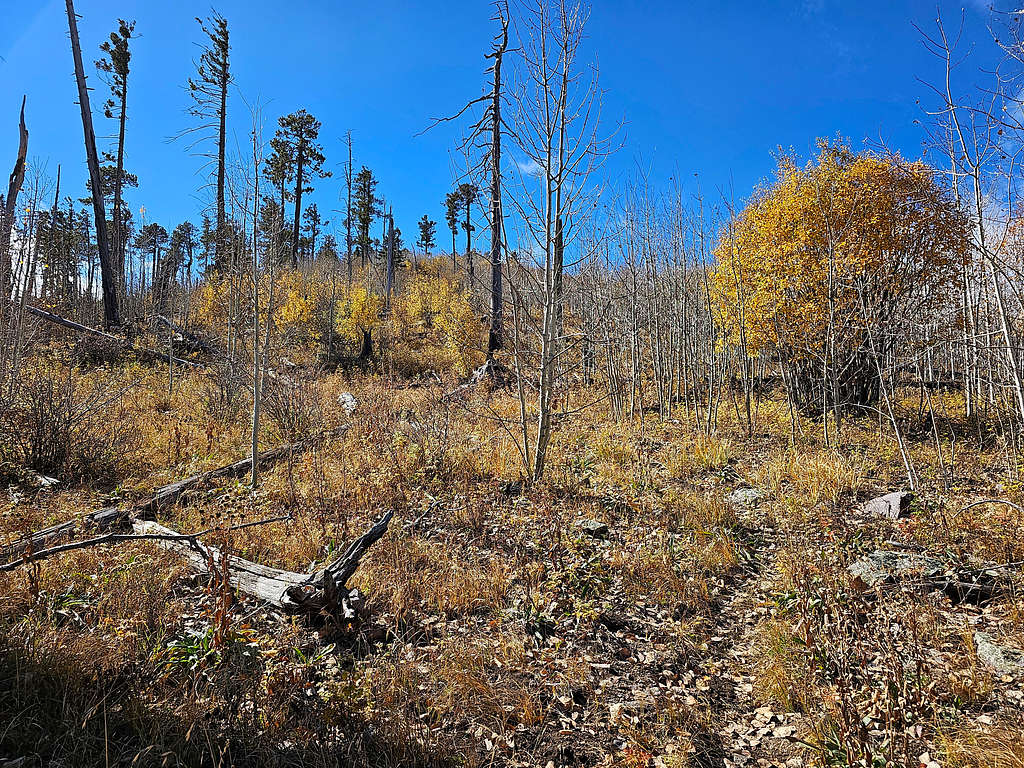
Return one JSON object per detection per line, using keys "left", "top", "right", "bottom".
{"left": 26, "top": 305, "right": 203, "bottom": 369}
{"left": 423, "top": 1, "right": 509, "bottom": 356}
{"left": 1, "top": 425, "right": 352, "bottom": 564}
{"left": 4, "top": 507, "right": 391, "bottom": 617}
{"left": 507, "top": 0, "right": 616, "bottom": 482}
{"left": 66, "top": 0, "right": 121, "bottom": 328}
{"left": 487, "top": 4, "right": 509, "bottom": 356}
{"left": 1, "top": 96, "right": 27, "bottom": 302}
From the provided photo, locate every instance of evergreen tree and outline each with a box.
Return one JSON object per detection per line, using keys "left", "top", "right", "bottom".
{"left": 317, "top": 233, "right": 338, "bottom": 263}
{"left": 168, "top": 221, "right": 199, "bottom": 284}
{"left": 302, "top": 202, "right": 322, "bottom": 261}
{"left": 416, "top": 214, "right": 436, "bottom": 256}
{"left": 444, "top": 191, "right": 460, "bottom": 274}
{"left": 136, "top": 222, "right": 167, "bottom": 299}
{"left": 258, "top": 197, "right": 287, "bottom": 266}
{"left": 456, "top": 182, "right": 478, "bottom": 282}
{"left": 186, "top": 12, "right": 230, "bottom": 271}
{"left": 95, "top": 18, "right": 135, "bottom": 292}
{"left": 270, "top": 109, "right": 329, "bottom": 267}
{"left": 353, "top": 166, "right": 381, "bottom": 269}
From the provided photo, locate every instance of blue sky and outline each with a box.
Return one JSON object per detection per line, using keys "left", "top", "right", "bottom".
{"left": 0, "top": 0, "right": 1006, "bottom": 245}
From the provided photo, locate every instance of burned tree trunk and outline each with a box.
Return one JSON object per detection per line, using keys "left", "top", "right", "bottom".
{"left": 487, "top": 5, "right": 508, "bottom": 357}
{"left": 66, "top": 0, "right": 121, "bottom": 328}
{"left": 1, "top": 96, "right": 27, "bottom": 301}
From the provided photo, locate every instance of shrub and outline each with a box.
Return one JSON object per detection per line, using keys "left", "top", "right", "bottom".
{"left": 0, "top": 364, "right": 141, "bottom": 483}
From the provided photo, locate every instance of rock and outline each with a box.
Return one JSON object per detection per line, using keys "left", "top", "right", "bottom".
{"left": 848, "top": 550, "right": 942, "bottom": 589}
{"left": 337, "top": 392, "right": 358, "bottom": 415}
{"left": 580, "top": 519, "right": 609, "bottom": 539}
{"left": 857, "top": 491, "right": 912, "bottom": 520}
{"left": 974, "top": 631, "right": 1024, "bottom": 676}
{"left": 727, "top": 487, "right": 764, "bottom": 509}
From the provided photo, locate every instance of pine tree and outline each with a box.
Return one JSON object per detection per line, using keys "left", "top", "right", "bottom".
{"left": 456, "top": 182, "right": 478, "bottom": 282}
{"left": 271, "top": 110, "right": 329, "bottom": 267}
{"left": 416, "top": 214, "right": 436, "bottom": 257}
{"left": 444, "top": 190, "right": 460, "bottom": 275}
{"left": 317, "top": 233, "right": 338, "bottom": 263}
{"left": 168, "top": 221, "right": 199, "bottom": 285}
{"left": 136, "top": 222, "right": 167, "bottom": 300}
{"left": 302, "top": 203, "right": 322, "bottom": 261}
{"left": 353, "top": 167, "right": 381, "bottom": 269}
{"left": 186, "top": 12, "right": 230, "bottom": 271}
{"left": 95, "top": 18, "right": 135, "bottom": 294}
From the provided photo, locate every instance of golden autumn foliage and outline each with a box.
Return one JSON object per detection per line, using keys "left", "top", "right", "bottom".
{"left": 190, "top": 264, "right": 483, "bottom": 375}
{"left": 335, "top": 284, "right": 384, "bottom": 344}
{"left": 391, "top": 270, "right": 484, "bottom": 376}
{"left": 712, "top": 140, "right": 969, "bottom": 364}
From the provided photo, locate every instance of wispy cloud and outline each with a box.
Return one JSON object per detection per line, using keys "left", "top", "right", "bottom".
{"left": 516, "top": 158, "right": 543, "bottom": 178}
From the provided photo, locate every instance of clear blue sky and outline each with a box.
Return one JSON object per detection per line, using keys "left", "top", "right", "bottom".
{"left": 0, "top": 0, "right": 1005, "bottom": 244}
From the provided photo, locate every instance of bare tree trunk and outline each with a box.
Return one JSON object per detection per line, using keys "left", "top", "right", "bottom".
{"left": 112, "top": 81, "right": 128, "bottom": 300}
{"left": 66, "top": 0, "right": 120, "bottom": 328}
{"left": 345, "top": 131, "right": 354, "bottom": 288}
{"left": 487, "top": 7, "right": 508, "bottom": 357}
{"left": 384, "top": 208, "right": 395, "bottom": 312}
{"left": 291, "top": 139, "right": 305, "bottom": 268}
{"left": 1, "top": 96, "right": 27, "bottom": 301}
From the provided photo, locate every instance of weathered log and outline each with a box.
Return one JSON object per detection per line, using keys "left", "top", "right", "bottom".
{"left": 0, "top": 514, "right": 290, "bottom": 573}
{"left": 296, "top": 509, "right": 395, "bottom": 608}
{"left": 155, "top": 314, "right": 219, "bottom": 357}
{"left": 135, "top": 510, "right": 392, "bottom": 613}
{"left": 2, "top": 511, "right": 393, "bottom": 615}
{"left": 0, "top": 426, "right": 349, "bottom": 562}
{"left": 27, "top": 306, "right": 205, "bottom": 369}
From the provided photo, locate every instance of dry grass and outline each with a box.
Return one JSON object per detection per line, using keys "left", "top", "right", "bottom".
{"left": 2, "top": 346, "right": 1023, "bottom": 767}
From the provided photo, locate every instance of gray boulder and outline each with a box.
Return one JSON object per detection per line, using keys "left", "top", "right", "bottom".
{"left": 848, "top": 550, "right": 942, "bottom": 589}
{"left": 975, "top": 632, "right": 1024, "bottom": 676}
{"left": 727, "top": 487, "right": 764, "bottom": 509}
{"left": 580, "top": 519, "right": 609, "bottom": 539}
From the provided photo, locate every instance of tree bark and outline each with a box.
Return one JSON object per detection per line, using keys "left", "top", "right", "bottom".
{"left": 112, "top": 80, "right": 127, "bottom": 297}
{"left": 0, "top": 95, "right": 27, "bottom": 300}
{"left": 66, "top": 0, "right": 121, "bottom": 328}
{"left": 291, "top": 138, "right": 305, "bottom": 268}
{"left": 487, "top": 13, "right": 508, "bottom": 357}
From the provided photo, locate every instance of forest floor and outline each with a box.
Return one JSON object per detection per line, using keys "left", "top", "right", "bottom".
{"left": 1, "top": 348, "right": 1023, "bottom": 767}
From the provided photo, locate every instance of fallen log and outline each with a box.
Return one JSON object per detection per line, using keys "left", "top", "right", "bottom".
{"left": 154, "top": 314, "right": 219, "bottom": 357}
{"left": 2, "top": 510, "right": 393, "bottom": 616}
{"left": 0, "top": 514, "right": 290, "bottom": 574}
{"left": 26, "top": 305, "right": 206, "bottom": 369}
{"left": 135, "top": 510, "right": 393, "bottom": 613}
{"left": 0, "top": 426, "right": 349, "bottom": 563}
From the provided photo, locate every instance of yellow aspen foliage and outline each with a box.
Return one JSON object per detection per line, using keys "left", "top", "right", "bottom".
{"left": 273, "top": 270, "right": 317, "bottom": 331}
{"left": 712, "top": 140, "right": 969, "bottom": 366}
{"left": 194, "top": 276, "right": 233, "bottom": 328}
{"left": 334, "top": 285, "right": 384, "bottom": 344}
{"left": 393, "top": 272, "right": 483, "bottom": 376}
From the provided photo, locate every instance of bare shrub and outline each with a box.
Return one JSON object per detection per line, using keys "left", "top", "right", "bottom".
{"left": 262, "top": 376, "right": 327, "bottom": 443}
{"left": 70, "top": 335, "right": 126, "bottom": 368}
{"left": 0, "top": 365, "right": 141, "bottom": 484}
{"left": 200, "top": 363, "right": 249, "bottom": 424}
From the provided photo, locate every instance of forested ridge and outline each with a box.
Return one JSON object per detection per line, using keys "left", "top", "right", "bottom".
{"left": 1, "top": 3, "right": 1024, "bottom": 767}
